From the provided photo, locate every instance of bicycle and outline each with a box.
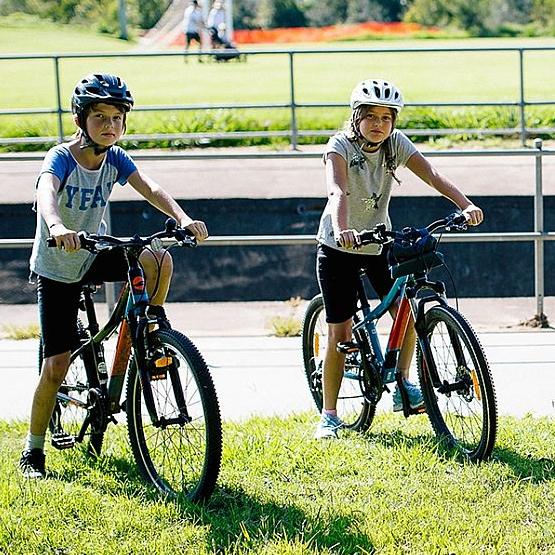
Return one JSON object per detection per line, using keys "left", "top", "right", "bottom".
{"left": 302, "top": 212, "right": 497, "bottom": 461}
{"left": 41, "top": 218, "right": 222, "bottom": 501}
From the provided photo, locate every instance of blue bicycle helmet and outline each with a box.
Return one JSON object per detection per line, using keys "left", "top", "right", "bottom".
{"left": 71, "top": 73, "right": 134, "bottom": 115}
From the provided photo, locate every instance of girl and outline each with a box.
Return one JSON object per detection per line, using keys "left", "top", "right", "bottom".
{"left": 21, "top": 73, "right": 208, "bottom": 477}
{"left": 314, "top": 78, "right": 483, "bottom": 439}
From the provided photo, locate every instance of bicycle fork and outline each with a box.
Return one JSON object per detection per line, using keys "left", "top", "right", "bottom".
{"left": 130, "top": 307, "right": 192, "bottom": 428}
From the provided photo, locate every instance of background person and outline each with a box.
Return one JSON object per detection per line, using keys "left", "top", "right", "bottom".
{"left": 182, "top": 0, "right": 205, "bottom": 57}
{"left": 207, "top": 0, "right": 226, "bottom": 49}
{"left": 20, "top": 73, "right": 208, "bottom": 478}
{"left": 314, "top": 78, "right": 484, "bottom": 439}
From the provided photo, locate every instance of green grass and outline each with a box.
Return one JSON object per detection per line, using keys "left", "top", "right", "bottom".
{"left": 3, "top": 414, "right": 555, "bottom": 553}
{"left": 1, "top": 16, "right": 555, "bottom": 149}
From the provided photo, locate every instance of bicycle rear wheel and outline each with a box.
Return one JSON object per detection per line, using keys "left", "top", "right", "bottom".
{"left": 302, "top": 295, "right": 375, "bottom": 432}
{"left": 126, "top": 329, "right": 222, "bottom": 502}
{"left": 417, "top": 305, "right": 497, "bottom": 461}
{"left": 39, "top": 321, "right": 104, "bottom": 456}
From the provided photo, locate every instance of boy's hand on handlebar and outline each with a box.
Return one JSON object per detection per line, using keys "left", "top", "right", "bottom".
{"left": 337, "top": 229, "right": 361, "bottom": 250}
{"left": 182, "top": 219, "right": 209, "bottom": 242}
{"left": 462, "top": 204, "right": 484, "bottom": 226}
{"left": 49, "top": 223, "right": 80, "bottom": 251}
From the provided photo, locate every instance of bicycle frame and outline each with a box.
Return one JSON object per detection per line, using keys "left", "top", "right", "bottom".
{"left": 351, "top": 273, "right": 410, "bottom": 385}
{"left": 351, "top": 269, "right": 452, "bottom": 395}
{"left": 67, "top": 249, "right": 188, "bottom": 431}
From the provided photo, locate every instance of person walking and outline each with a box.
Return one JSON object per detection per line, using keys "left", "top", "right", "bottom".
{"left": 182, "top": 0, "right": 205, "bottom": 58}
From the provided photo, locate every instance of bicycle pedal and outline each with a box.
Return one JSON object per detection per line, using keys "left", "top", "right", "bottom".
{"left": 51, "top": 432, "right": 76, "bottom": 450}
{"left": 337, "top": 341, "right": 359, "bottom": 354}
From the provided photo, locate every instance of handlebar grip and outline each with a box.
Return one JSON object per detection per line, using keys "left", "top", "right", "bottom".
{"left": 46, "top": 237, "right": 57, "bottom": 248}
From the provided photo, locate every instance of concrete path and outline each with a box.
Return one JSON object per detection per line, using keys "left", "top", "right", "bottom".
{"left": 2, "top": 146, "right": 555, "bottom": 203}
{"left": 2, "top": 298, "right": 555, "bottom": 423}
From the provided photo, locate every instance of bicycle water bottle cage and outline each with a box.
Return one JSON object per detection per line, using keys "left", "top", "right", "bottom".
{"left": 387, "top": 227, "right": 444, "bottom": 278}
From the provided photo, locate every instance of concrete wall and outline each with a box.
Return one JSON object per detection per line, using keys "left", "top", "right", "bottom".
{"left": 1, "top": 195, "right": 553, "bottom": 303}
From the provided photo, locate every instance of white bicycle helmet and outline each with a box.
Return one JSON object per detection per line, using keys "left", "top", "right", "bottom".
{"left": 350, "top": 79, "right": 404, "bottom": 112}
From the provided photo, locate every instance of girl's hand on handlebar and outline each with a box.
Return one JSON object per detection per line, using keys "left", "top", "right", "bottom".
{"left": 49, "top": 223, "right": 80, "bottom": 252}
{"left": 337, "top": 229, "right": 361, "bottom": 250}
{"left": 462, "top": 204, "right": 484, "bottom": 226}
{"left": 183, "top": 219, "right": 209, "bottom": 242}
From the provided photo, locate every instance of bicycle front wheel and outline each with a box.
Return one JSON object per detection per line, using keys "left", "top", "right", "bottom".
{"left": 417, "top": 305, "right": 497, "bottom": 461}
{"left": 302, "top": 295, "right": 374, "bottom": 432}
{"left": 126, "top": 329, "right": 222, "bottom": 502}
{"left": 39, "top": 322, "right": 104, "bottom": 456}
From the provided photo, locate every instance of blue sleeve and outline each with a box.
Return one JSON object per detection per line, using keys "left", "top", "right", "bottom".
{"left": 110, "top": 146, "right": 138, "bottom": 185}
{"left": 38, "top": 146, "right": 73, "bottom": 186}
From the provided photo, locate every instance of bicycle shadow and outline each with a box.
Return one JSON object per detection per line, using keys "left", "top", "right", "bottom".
{"left": 50, "top": 452, "right": 374, "bottom": 553}
{"left": 363, "top": 427, "right": 555, "bottom": 483}
{"left": 491, "top": 447, "right": 555, "bottom": 483}
{"left": 181, "top": 485, "right": 374, "bottom": 554}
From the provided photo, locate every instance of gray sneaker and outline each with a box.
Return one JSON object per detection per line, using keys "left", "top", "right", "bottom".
{"left": 392, "top": 380, "right": 425, "bottom": 412}
{"left": 314, "top": 412, "right": 344, "bottom": 439}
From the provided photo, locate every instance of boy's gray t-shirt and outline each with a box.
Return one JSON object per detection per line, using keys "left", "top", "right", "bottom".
{"left": 30, "top": 144, "right": 137, "bottom": 283}
{"left": 317, "top": 129, "right": 417, "bottom": 255}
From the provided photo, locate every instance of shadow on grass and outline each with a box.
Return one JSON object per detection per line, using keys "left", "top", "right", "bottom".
{"left": 492, "top": 447, "right": 555, "bottom": 483}
{"left": 50, "top": 451, "right": 373, "bottom": 553}
{"left": 184, "top": 485, "right": 374, "bottom": 554}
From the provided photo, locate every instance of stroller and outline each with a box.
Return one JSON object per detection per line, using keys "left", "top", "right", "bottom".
{"left": 210, "top": 24, "right": 243, "bottom": 62}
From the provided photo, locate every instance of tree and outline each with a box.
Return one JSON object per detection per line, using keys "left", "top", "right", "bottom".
{"left": 256, "top": 0, "right": 307, "bottom": 28}
{"left": 404, "top": 0, "right": 491, "bottom": 35}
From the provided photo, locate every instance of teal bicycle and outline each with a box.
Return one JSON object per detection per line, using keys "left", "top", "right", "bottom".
{"left": 302, "top": 213, "right": 497, "bottom": 461}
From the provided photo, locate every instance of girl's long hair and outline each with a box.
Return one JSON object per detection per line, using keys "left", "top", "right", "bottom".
{"left": 344, "top": 104, "right": 401, "bottom": 184}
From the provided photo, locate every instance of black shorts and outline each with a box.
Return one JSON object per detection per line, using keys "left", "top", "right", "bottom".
{"left": 316, "top": 244, "right": 394, "bottom": 324}
{"left": 37, "top": 249, "right": 128, "bottom": 358}
{"left": 186, "top": 31, "right": 201, "bottom": 44}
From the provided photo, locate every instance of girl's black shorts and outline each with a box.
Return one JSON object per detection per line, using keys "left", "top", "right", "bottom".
{"left": 37, "top": 249, "right": 128, "bottom": 358}
{"left": 316, "top": 243, "right": 394, "bottom": 324}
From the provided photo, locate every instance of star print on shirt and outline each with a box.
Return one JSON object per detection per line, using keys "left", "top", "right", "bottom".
{"left": 362, "top": 193, "right": 382, "bottom": 211}
{"left": 349, "top": 153, "right": 366, "bottom": 169}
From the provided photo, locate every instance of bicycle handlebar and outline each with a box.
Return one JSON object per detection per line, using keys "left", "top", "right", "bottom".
{"left": 358, "top": 212, "right": 468, "bottom": 247}
{"left": 47, "top": 218, "right": 197, "bottom": 252}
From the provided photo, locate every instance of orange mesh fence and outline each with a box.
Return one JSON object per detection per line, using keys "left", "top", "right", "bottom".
{"left": 171, "top": 21, "right": 436, "bottom": 46}
{"left": 234, "top": 22, "right": 432, "bottom": 44}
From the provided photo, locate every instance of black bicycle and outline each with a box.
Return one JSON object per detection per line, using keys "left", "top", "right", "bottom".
{"left": 302, "top": 213, "right": 497, "bottom": 461}
{"left": 41, "top": 218, "right": 222, "bottom": 501}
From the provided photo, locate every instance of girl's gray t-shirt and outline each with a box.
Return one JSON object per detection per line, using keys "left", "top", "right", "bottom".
{"left": 30, "top": 144, "right": 137, "bottom": 283}
{"left": 317, "top": 129, "right": 417, "bottom": 255}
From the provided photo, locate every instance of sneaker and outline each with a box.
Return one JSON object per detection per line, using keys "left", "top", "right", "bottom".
{"left": 392, "top": 380, "right": 425, "bottom": 412}
{"left": 19, "top": 449, "right": 46, "bottom": 479}
{"left": 314, "top": 412, "right": 344, "bottom": 439}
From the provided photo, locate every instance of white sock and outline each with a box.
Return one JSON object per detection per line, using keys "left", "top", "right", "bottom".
{"left": 25, "top": 433, "right": 45, "bottom": 452}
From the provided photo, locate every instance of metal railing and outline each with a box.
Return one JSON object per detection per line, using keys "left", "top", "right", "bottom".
{"left": 1, "top": 45, "right": 555, "bottom": 148}
{"left": 1, "top": 140, "right": 554, "bottom": 317}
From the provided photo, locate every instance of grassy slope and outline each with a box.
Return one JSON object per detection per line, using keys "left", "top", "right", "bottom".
{"left": 1, "top": 17, "right": 555, "bottom": 108}
{"left": 3, "top": 414, "right": 555, "bottom": 554}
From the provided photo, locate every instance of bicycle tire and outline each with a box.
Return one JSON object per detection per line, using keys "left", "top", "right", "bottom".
{"left": 416, "top": 305, "right": 497, "bottom": 461}
{"left": 38, "top": 320, "right": 104, "bottom": 456}
{"left": 302, "top": 294, "right": 375, "bottom": 432}
{"left": 126, "top": 329, "right": 222, "bottom": 502}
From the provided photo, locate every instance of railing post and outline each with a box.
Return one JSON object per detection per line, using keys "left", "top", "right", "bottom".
{"left": 518, "top": 49, "right": 527, "bottom": 147}
{"left": 534, "top": 137, "right": 545, "bottom": 320}
{"left": 288, "top": 51, "right": 298, "bottom": 151}
{"left": 53, "top": 57, "right": 64, "bottom": 144}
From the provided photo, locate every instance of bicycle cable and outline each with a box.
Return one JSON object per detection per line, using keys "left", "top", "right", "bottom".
{"left": 435, "top": 231, "right": 460, "bottom": 312}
